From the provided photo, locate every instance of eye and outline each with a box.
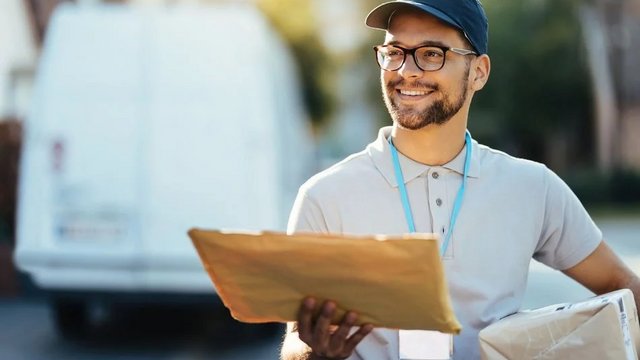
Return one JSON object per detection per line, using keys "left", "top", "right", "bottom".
{"left": 424, "top": 50, "right": 443, "bottom": 58}
{"left": 386, "top": 49, "right": 403, "bottom": 57}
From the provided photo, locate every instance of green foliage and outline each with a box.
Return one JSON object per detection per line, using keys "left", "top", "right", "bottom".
{"left": 358, "top": 0, "right": 595, "bottom": 167}
{"left": 563, "top": 168, "right": 640, "bottom": 205}
{"left": 358, "top": 37, "right": 391, "bottom": 128}
{"left": 257, "top": 0, "right": 336, "bottom": 126}
{"left": 358, "top": 0, "right": 398, "bottom": 128}
{"left": 260, "top": 0, "right": 603, "bottom": 178}
{"left": 472, "top": 0, "right": 593, "bottom": 163}
{"left": 355, "top": 0, "right": 636, "bottom": 206}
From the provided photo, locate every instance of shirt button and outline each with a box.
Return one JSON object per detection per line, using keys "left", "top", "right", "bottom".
{"left": 432, "top": 172, "right": 439, "bottom": 179}
{"left": 436, "top": 198, "right": 443, "bottom": 206}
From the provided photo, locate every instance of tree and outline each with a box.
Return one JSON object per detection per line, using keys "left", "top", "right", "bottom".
{"left": 358, "top": 0, "right": 594, "bottom": 169}
{"left": 475, "top": 0, "right": 593, "bottom": 168}
{"left": 257, "top": 0, "right": 336, "bottom": 127}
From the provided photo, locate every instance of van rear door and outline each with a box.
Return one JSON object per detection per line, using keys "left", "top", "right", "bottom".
{"left": 16, "top": 7, "right": 145, "bottom": 290}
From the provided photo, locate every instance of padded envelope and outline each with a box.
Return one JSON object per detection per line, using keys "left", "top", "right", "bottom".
{"left": 188, "top": 229, "right": 461, "bottom": 333}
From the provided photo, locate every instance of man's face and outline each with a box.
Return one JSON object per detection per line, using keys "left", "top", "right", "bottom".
{"left": 381, "top": 10, "right": 473, "bottom": 130}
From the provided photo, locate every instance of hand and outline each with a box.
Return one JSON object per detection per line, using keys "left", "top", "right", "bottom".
{"left": 297, "top": 297, "right": 374, "bottom": 360}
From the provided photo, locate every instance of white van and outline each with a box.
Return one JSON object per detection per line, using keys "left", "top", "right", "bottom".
{"left": 14, "top": 3, "right": 314, "bottom": 335}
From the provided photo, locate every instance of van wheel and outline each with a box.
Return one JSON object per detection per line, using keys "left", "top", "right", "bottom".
{"left": 51, "top": 299, "right": 89, "bottom": 339}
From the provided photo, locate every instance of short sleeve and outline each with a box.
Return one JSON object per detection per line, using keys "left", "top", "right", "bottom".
{"left": 533, "top": 167, "right": 602, "bottom": 270}
{"left": 284, "top": 189, "right": 364, "bottom": 360}
{"left": 286, "top": 189, "right": 330, "bottom": 234}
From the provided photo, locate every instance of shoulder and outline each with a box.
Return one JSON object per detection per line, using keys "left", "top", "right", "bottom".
{"left": 294, "top": 126, "right": 392, "bottom": 208}
{"left": 298, "top": 149, "right": 377, "bottom": 200}
{"left": 472, "top": 142, "right": 567, "bottom": 197}
{"left": 475, "top": 142, "right": 550, "bottom": 181}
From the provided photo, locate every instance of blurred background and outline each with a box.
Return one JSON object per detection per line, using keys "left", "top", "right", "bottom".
{"left": 0, "top": 0, "right": 639, "bottom": 359}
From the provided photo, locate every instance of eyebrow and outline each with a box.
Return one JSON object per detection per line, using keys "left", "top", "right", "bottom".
{"left": 385, "top": 40, "right": 451, "bottom": 48}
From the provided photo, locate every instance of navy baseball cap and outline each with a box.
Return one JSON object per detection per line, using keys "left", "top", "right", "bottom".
{"left": 366, "top": 0, "right": 489, "bottom": 55}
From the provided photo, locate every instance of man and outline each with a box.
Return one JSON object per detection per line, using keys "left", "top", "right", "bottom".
{"left": 280, "top": 1, "right": 640, "bottom": 359}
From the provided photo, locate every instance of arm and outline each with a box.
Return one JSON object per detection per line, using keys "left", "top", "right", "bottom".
{"left": 281, "top": 298, "right": 373, "bottom": 360}
{"left": 563, "top": 240, "right": 640, "bottom": 310}
{"left": 281, "top": 322, "right": 314, "bottom": 360}
{"left": 534, "top": 168, "right": 640, "bottom": 301}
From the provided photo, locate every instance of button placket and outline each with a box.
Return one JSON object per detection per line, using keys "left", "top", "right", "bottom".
{"left": 427, "top": 168, "right": 449, "bottom": 254}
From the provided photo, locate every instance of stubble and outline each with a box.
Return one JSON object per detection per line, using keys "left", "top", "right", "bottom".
{"left": 382, "top": 64, "right": 471, "bottom": 130}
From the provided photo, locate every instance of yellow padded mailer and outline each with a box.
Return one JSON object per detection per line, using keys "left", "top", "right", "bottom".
{"left": 188, "top": 229, "right": 461, "bottom": 334}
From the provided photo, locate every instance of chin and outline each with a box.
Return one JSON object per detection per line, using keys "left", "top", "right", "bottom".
{"left": 394, "top": 113, "right": 449, "bottom": 130}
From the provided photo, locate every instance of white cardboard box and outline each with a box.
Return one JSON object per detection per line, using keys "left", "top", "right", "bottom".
{"left": 479, "top": 289, "right": 640, "bottom": 359}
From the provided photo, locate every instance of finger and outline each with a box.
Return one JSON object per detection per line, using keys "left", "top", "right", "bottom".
{"left": 297, "top": 297, "right": 316, "bottom": 344}
{"left": 328, "top": 311, "right": 357, "bottom": 351}
{"left": 342, "top": 323, "right": 374, "bottom": 354}
{"left": 312, "top": 300, "right": 336, "bottom": 351}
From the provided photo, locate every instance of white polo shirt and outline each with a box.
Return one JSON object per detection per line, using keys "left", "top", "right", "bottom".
{"left": 287, "top": 126, "right": 602, "bottom": 360}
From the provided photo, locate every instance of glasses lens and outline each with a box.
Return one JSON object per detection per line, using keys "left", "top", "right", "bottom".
{"left": 376, "top": 46, "right": 404, "bottom": 71}
{"left": 415, "top": 47, "right": 445, "bottom": 71}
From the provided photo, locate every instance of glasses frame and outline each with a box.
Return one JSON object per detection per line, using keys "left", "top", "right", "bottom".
{"left": 373, "top": 44, "right": 477, "bottom": 72}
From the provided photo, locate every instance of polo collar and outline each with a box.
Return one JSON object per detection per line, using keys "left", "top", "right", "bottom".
{"left": 367, "top": 126, "right": 480, "bottom": 188}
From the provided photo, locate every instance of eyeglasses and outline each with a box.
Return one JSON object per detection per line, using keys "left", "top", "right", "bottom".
{"left": 373, "top": 44, "right": 477, "bottom": 72}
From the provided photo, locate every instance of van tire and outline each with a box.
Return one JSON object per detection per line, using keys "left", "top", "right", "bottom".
{"left": 52, "top": 299, "right": 89, "bottom": 339}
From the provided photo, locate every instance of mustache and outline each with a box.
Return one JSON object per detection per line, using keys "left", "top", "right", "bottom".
{"left": 386, "top": 78, "right": 439, "bottom": 91}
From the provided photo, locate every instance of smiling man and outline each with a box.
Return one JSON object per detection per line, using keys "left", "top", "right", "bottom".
{"left": 280, "top": 1, "right": 640, "bottom": 359}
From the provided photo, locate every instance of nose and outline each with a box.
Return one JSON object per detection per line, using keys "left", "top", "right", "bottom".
{"left": 398, "top": 53, "right": 423, "bottom": 79}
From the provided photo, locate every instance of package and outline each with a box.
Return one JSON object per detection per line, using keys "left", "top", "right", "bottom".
{"left": 479, "top": 289, "right": 640, "bottom": 359}
{"left": 188, "top": 229, "right": 461, "bottom": 333}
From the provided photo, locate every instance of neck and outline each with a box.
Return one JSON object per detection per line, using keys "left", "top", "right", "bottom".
{"left": 390, "top": 119, "right": 467, "bottom": 166}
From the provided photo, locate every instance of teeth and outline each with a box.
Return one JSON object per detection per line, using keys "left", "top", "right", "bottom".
{"left": 400, "top": 90, "right": 429, "bottom": 96}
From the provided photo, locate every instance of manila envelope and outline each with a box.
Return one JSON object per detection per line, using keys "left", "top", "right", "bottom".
{"left": 188, "top": 229, "right": 461, "bottom": 333}
{"left": 479, "top": 289, "right": 640, "bottom": 360}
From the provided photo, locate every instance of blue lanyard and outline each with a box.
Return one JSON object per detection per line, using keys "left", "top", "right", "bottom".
{"left": 389, "top": 131, "right": 472, "bottom": 256}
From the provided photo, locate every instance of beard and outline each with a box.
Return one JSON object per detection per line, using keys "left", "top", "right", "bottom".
{"left": 382, "top": 65, "right": 470, "bottom": 130}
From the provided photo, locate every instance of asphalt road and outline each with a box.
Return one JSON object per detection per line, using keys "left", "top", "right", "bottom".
{"left": 0, "top": 300, "right": 283, "bottom": 360}
{"left": 0, "top": 299, "right": 284, "bottom": 360}
{"left": 0, "top": 217, "right": 638, "bottom": 359}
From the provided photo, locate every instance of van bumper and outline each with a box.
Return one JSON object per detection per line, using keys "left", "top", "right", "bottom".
{"left": 14, "top": 249, "right": 216, "bottom": 294}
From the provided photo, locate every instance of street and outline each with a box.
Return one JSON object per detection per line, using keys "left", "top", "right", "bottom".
{"left": 0, "top": 217, "right": 638, "bottom": 359}
{"left": 0, "top": 298, "right": 284, "bottom": 360}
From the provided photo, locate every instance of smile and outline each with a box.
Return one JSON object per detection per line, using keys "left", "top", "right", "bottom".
{"left": 398, "top": 89, "right": 432, "bottom": 96}
{"left": 395, "top": 88, "right": 435, "bottom": 100}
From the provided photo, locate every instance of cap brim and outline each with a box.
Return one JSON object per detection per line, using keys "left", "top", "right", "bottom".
{"left": 365, "top": 1, "right": 462, "bottom": 32}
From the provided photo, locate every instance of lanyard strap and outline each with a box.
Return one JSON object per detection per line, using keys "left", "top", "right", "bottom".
{"left": 389, "top": 131, "right": 472, "bottom": 256}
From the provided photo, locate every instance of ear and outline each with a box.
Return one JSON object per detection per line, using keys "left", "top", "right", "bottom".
{"left": 470, "top": 54, "right": 491, "bottom": 91}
